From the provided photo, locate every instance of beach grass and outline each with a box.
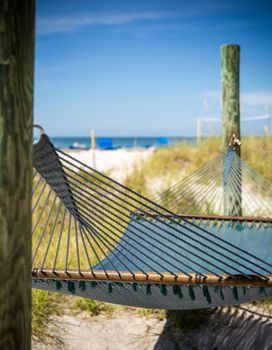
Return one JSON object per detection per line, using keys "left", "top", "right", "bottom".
{"left": 32, "top": 289, "right": 60, "bottom": 343}
{"left": 124, "top": 136, "right": 272, "bottom": 198}
{"left": 74, "top": 298, "right": 114, "bottom": 316}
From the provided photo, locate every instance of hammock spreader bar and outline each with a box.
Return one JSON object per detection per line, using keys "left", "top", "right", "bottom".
{"left": 32, "top": 269, "right": 272, "bottom": 287}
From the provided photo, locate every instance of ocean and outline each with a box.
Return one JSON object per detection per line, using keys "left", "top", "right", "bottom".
{"left": 51, "top": 136, "right": 196, "bottom": 150}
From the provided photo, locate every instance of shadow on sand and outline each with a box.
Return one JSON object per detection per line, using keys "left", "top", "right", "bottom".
{"left": 154, "top": 304, "right": 272, "bottom": 350}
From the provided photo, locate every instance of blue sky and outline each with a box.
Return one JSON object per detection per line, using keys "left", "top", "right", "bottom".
{"left": 35, "top": 0, "right": 272, "bottom": 136}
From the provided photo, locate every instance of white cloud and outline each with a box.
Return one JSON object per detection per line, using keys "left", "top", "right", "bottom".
{"left": 241, "top": 92, "right": 272, "bottom": 107}
{"left": 196, "top": 91, "right": 272, "bottom": 119}
{"left": 199, "top": 90, "right": 272, "bottom": 107}
{"left": 199, "top": 91, "right": 221, "bottom": 100}
{"left": 37, "top": 12, "right": 173, "bottom": 34}
{"left": 37, "top": 6, "right": 272, "bottom": 36}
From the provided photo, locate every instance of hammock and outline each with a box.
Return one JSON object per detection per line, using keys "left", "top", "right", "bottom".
{"left": 32, "top": 129, "right": 272, "bottom": 309}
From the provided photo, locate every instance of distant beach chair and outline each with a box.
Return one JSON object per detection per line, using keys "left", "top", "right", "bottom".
{"left": 69, "top": 142, "right": 87, "bottom": 150}
{"left": 97, "top": 137, "right": 113, "bottom": 150}
{"left": 156, "top": 137, "right": 169, "bottom": 146}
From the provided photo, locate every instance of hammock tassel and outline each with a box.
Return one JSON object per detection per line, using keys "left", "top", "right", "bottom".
{"left": 146, "top": 283, "right": 152, "bottom": 295}
{"left": 214, "top": 286, "right": 224, "bottom": 300}
{"left": 116, "top": 282, "right": 124, "bottom": 288}
{"left": 91, "top": 281, "right": 98, "bottom": 288}
{"left": 202, "top": 285, "right": 212, "bottom": 304}
{"left": 67, "top": 281, "right": 76, "bottom": 295}
{"left": 173, "top": 285, "right": 184, "bottom": 299}
{"left": 188, "top": 285, "right": 195, "bottom": 301}
{"left": 232, "top": 286, "right": 239, "bottom": 301}
{"left": 79, "top": 280, "right": 86, "bottom": 291}
{"left": 160, "top": 284, "right": 167, "bottom": 296}
{"left": 108, "top": 282, "right": 113, "bottom": 294}
{"left": 132, "top": 283, "right": 138, "bottom": 292}
{"left": 259, "top": 287, "right": 267, "bottom": 296}
{"left": 56, "top": 280, "right": 62, "bottom": 290}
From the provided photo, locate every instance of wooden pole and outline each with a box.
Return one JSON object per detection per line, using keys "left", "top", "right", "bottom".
{"left": 91, "top": 128, "right": 96, "bottom": 168}
{"left": 0, "top": 1, "right": 35, "bottom": 349}
{"left": 221, "top": 44, "right": 241, "bottom": 216}
{"left": 221, "top": 44, "right": 241, "bottom": 155}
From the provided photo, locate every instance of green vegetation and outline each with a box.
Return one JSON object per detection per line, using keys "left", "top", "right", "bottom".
{"left": 32, "top": 290, "right": 59, "bottom": 342}
{"left": 138, "top": 308, "right": 166, "bottom": 320}
{"left": 74, "top": 298, "right": 114, "bottom": 316}
{"left": 253, "top": 299, "right": 272, "bottom": 310}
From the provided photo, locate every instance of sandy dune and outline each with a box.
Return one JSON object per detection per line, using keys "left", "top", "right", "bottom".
{"left": 66, "top": 148, "right": 154, "bottom": 182}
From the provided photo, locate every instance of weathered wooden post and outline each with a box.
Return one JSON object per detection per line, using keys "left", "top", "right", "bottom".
{"left": 221, "top": 44, "right": 242, "bottom": 216}
{"left": 221, "top": 44, "right": 241, "bottom": 155}
{"left": 0, "top": 1, "right": 35, "bottom": 348}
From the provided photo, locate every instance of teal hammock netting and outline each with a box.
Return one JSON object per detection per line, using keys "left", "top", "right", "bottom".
{"left": 32, "top": 131, "right": 272, "bottom": 309}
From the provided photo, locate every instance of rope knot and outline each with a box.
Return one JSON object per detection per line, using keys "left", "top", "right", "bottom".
{"left": 229, "top": 133, "right": 241, "bottom": 152}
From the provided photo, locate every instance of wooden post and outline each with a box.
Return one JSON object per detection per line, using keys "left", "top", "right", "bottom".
{"left": 221, "top": 44, "right": 241, "bottom": 216}
{"left": 221, "top": 44, "right": 241, "bottom": 155}
{"left": 0, "top": 1, "right": 35, "bottom": 349}
{"left": 91, "top": 128, "right": 96, "bottom": 168}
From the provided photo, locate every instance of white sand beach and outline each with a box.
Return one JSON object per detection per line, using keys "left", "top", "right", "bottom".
{"left": 65, "top": 147, "right": 154, "bottom": 182}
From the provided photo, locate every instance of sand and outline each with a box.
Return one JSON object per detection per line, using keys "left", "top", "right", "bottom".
{"left": 65, "top": 147, "right": 154, "bottom": 182}
{"left": 33, "top": 305, "right": 272, "bottom": 350}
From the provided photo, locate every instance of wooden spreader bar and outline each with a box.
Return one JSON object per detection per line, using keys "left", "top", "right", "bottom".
{"left": 32, "top": 269, "right": 272, "bottom": 287}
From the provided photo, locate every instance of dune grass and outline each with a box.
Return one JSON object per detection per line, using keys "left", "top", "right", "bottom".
{"left": 124, "top": 136, "right": 272, "bottom": 198}
{"left": 32, "top": 290, "right": 60, "bottom": 344}
{"left": 74, "top": 298, "right": 114, "bottom": 316}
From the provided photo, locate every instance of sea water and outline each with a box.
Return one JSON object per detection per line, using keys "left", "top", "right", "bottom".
{"left": 51, "top": 136, "right": 196, "bottom": 150}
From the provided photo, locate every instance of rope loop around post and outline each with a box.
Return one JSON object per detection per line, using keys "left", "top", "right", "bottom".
{"left": 33, "top": 124, "right": 46, "bottom": 144}
{"left": 228, "top": 133, "right": 242, "bottom": 153}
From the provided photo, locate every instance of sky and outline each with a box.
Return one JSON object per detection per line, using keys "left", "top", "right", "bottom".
{"left": 35, "top": 0, "right": 272, "bottom": 136}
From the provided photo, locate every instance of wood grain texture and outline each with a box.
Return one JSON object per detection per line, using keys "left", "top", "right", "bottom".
{"left": 32, "top": 270, "right": 272, "bottom": 287}
{"left": 221, "top": 44, "right": 241, "bottom": 155}
{"left": 0, "top": 1, "right": 34, "bottom": 349}
{"left": 221, "top": 44, "right": 242, "bottom": 216}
